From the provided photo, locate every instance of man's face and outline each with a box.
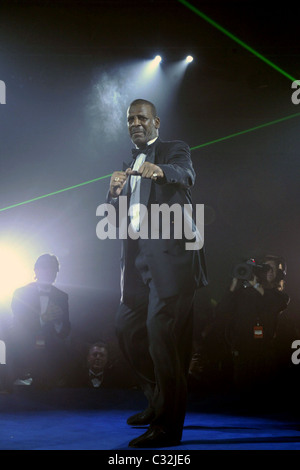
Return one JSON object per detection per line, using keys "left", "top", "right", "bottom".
{"left": 35, "top": 266, "right": 58, "bottom": 285}
{"left": 127, "top": 103, "right": 160, "bottom": 148}
{"left": 265, "top": 260, "right": 277, "bottom": 283}
{"left": 87, "top": 346, "right": 108, "bottom": 373}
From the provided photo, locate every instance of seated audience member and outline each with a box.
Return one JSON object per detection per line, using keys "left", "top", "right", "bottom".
{"left": 66, "top": 340, "right": 137, "bottom": 389}
{"left": 80, "top": 341, "right": 109, "bottom": 389}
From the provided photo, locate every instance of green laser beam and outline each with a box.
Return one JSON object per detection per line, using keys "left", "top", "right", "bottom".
{"left": 0, "top": 173, "right": 113, "bottom": 213}
{"left": 1, "top": 112, "right": 299, "bottom": 214}
{"left": 1, "top": 7, "right": 296, "bottom": 216}
{"left": 190, "top": 112, "right": 300, "bottom": 150}
{"left": 178, "top": 0, "right": 297, "bottom": 82}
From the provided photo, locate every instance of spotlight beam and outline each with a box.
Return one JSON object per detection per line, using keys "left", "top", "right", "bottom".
{"left": 178, "top": 0, "right": 297, "bottom": 82}
{"left": 1, "top": 112, "right": 300, "bottom": 213}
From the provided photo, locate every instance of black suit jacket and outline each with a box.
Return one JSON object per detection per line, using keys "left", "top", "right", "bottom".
{"left": 108, "top": 137, "right": 208, "bottom": 302}
{"left": 11, "top": 282, "right": 71, "bottom": 346}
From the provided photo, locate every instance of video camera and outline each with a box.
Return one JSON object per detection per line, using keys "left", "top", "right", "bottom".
{"left": 232, "top": 258, "right": 271, "bottom": 281}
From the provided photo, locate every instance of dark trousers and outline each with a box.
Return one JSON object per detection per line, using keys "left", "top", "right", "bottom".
{"left": 116, "top": 240, "right": 195, "bottom": 438}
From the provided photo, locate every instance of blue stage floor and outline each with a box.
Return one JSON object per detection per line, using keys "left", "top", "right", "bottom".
{"left": 0, "top": 387, "right": 300, "bottom": 451}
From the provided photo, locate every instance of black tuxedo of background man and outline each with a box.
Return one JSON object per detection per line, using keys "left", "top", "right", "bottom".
{"left": 107, "top": 99, "right": 208, "bottom": 447}
{"left": 10, "top": 281, "right": 71, "bottom": 387}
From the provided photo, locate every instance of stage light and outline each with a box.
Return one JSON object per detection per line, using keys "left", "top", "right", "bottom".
{"left": 186, "top": 55, "right": 193, "bottom": 63}
{"left": 0, "top": 243, "right": 33, "bottom": 305}
{"left": 138, "top": 55, "right": 163, "bottom": 82}
{"left": 146, "top": 55, "right": 162, "bottom": 73}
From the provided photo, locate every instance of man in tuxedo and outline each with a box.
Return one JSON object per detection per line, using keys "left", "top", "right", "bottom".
{"left": 9, "top": 253, "right": 71, "bottom": 388}
{"left": 107, "top": 99, "right": 207, "bottom": 447}
{"left": 67, "top": 341, "right": 110, "bottom": 389}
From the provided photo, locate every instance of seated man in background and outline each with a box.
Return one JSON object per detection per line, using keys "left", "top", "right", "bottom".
{"left": 69, "top": 341, "right": 109, "bottom": 389}
{"left": 8, "top": 253, "right": 71, "bottom": 389}
{"left": 86, "top": 342, "right": 108, "bottom": 388}
{"left": 66, "top": 340, "right": 137, "bottom": 389}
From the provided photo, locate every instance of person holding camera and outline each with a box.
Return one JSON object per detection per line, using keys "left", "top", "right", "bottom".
{"left": 214, "top": 257, "right": 290, "bottom": 395}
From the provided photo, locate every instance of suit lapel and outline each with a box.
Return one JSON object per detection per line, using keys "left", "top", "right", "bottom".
{"left": 122, "top": 160, "right": 132, "bottom": 196}
{"left": 122, "top": 160, "right": 132, "bottom": 171}
{"left": 122, "top": 138, "right": 159, "bottom": 201}
{"left": 139, "top": 142, "right": 156, "bottom": 208}
{"left": 31, "top": 284, "right": 41, "bottom": 312}
{"left": 28, "top": 285, "right": 42, "bottom": 327}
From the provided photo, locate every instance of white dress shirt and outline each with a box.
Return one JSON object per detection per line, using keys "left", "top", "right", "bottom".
{"left": 129, "top": 137, "right": 157, "bottom": 232}
{"left": 37, "top": 284, "right": 63, "bottom": 334}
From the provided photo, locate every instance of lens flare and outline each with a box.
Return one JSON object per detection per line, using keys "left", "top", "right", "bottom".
{"left": 0, "top": 244, "right": 33, "bottom": 305}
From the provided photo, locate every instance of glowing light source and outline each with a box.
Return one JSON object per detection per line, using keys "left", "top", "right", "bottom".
{"left": 146, "top": 55, "right": 162, "bottom": 73}
{"left": 136, "top": 55, "right": 163, "bottom": 83}
{"left": 0, "top": 243, "right": 33, "bottom": 304}
{"left": 186, "top": 55, "right": 193, "bottom": 63}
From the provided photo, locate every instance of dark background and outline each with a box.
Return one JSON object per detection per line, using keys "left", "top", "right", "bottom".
{"left": 0, "top": 0, "right": 299, "bottom": 348}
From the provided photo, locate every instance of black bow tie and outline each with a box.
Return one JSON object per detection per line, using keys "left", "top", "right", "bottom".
{"left": 131, "top": 144, "right": 152, "bottom": 159}
{"left": 89, "top": 370, "right": 103, "bottom": 378}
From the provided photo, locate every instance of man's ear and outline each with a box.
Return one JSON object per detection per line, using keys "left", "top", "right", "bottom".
{"left": 154, "top": 116, "right": 160, "bottom": 129}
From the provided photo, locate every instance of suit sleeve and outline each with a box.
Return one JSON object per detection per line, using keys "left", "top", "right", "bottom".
{"left": 11, "top": 288, "right": 35, "bottom": 330}
{"left": 157, "top": 141, "right": 195, "bottom": 189}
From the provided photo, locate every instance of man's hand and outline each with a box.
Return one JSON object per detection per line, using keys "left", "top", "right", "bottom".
{"left": 230, "top": 278, "right": 238, "bottom": 292}
{"left": 109, "top": 171, "right": 128, "bottom": 197}
{"left": 41, "top": 303, "right": 63, "bottom": 323}
{"left": 127, "top": 162, "right": 164, "bottom": 181}
{"left": 249, "top": 276, "right": 264, "bottom": 295}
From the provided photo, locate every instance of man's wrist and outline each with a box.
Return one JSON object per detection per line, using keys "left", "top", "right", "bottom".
{"left": 108, "top": 192, "right": 118, "bottom": 201}
{"left": 154, "top": 166, "right": 166, "bottom": 183}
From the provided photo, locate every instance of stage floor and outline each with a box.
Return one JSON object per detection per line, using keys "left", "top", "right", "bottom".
{"left": 0, "top": 386, "right": 300, "bottom": 451}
